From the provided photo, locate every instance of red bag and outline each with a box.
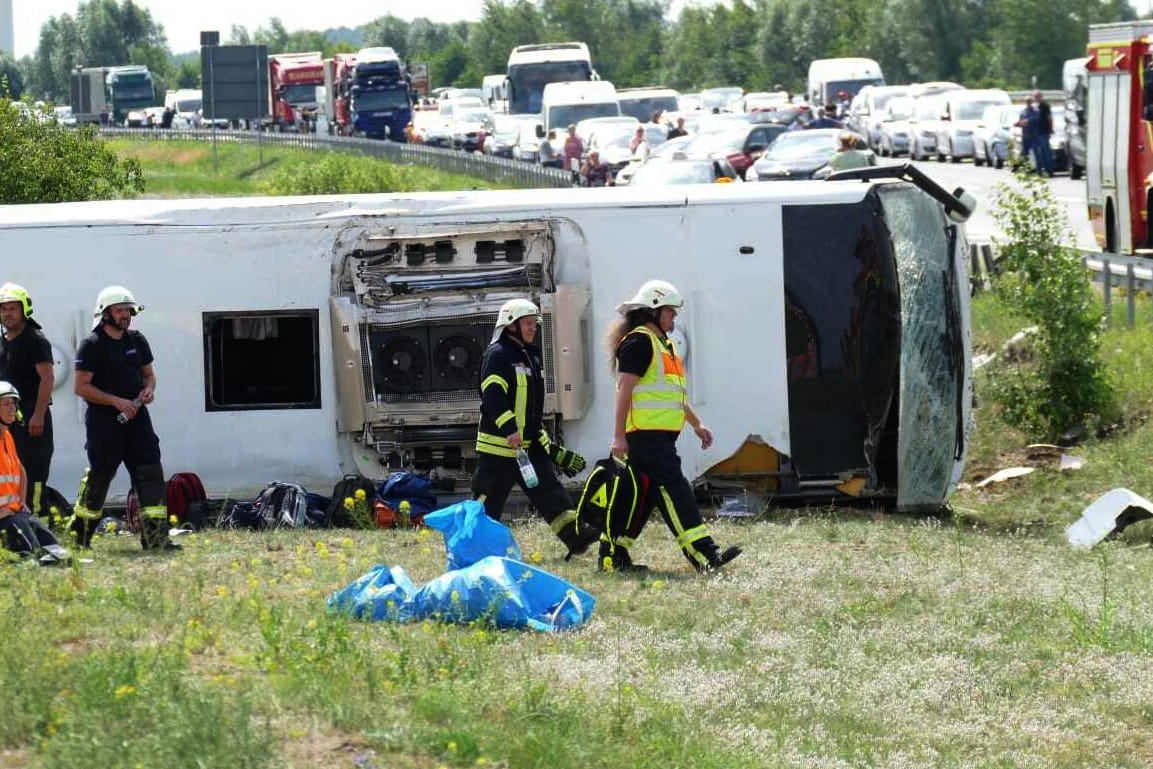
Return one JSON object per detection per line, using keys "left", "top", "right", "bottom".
{"left": 166, "top": 472, "right": 207, "bottom": 525}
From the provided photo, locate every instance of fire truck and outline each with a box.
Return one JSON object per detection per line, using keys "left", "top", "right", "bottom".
{"left": 325, "top": 54, "right": 358, "bottom": 136}
{"left": 268, "top": 52, "right": 325, "bottom": 131}
{"left": 1086, "top": 22, "right": 1153, "bottom": 254}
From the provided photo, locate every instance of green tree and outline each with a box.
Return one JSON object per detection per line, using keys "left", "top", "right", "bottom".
{"left": 0, "top": 54, "right": 25, "bottom": 99}
{"left": 0, "top": 104, "right": 144, "bottom": 203}
{"left": 469, "top": 0, "right": 545, "bottom": 77}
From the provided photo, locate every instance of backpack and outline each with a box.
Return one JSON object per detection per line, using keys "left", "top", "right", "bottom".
{"left": 377, "top": 472, "right": 437, "bottom": 522}
{"left": 166, "top": 472, "right": 208, "bottom": 526}
{"left": 325, "top": 474, "right": 378, "bottom": 528}
{"left": 575, "top": 457, "right": 652, "bottom": 542}
{"left": 41, "top": 485, "right": 75, "bottom": 528}
{"left": 253, "top": 481, "right": 312, "bottom": 529}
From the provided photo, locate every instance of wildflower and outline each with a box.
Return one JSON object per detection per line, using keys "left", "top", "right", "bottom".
{"left": 215, "top": 586, "right": 228, "bottom": 598}
{"left": 169, "top": 515, "right": 178, "bottom": 526}
{"left": 344, "top": 497, "right": 355, "bottom": 510}
{"left": 114, "top": 684, "right": 137, "bottom": 699}
{"left": 355, "top": 488, "right": 367, "bottom": 501}
{"left": 529, "top": 551, "right": 542, "bottom": 564}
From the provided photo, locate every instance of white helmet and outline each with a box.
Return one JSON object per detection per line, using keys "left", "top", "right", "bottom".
{"left": 491, "top": 298, "right": 540, "bottom": 343}
{"left": 94, "top": 285, "right": 143, "bottom": 320}
{"left": 615, "top": 280, "right": 685, "bottom": 316}
{"left": 0, "top": 381, "right": 19, "bottom": 402}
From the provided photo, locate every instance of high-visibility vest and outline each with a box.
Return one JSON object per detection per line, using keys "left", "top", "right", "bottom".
{"left": 0, "top": 430, "right": 23, "bottom": 513}
{"left": 624, "top": 326, "right": 686, "bottom": 433}
{"left": 476, "top": 362, "right": 531, "bottom": 457}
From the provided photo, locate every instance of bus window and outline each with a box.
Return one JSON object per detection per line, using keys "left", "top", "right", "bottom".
{"left": 1144, "top": 55, "right": 1153, "bottom": 120}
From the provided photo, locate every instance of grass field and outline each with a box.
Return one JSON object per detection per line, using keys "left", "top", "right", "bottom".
{"left": 6, "top": 145, "right": 1153, "bottom": 767}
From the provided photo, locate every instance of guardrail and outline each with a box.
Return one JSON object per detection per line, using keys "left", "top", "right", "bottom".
{"left": 99, "top": 127, "right": 572, "bottom": 190}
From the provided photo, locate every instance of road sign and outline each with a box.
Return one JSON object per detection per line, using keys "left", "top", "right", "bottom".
{"left": 202, "top": 42, "right": 269, "bottom": 121}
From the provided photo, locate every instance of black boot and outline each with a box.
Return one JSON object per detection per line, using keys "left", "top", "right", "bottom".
{"left": 696, "top": 545, "right": 742, "bottom": 574}
{"left": 559, "top": 520, "right": 601, "bottom": 561}
{"left": 598, "top": 540, "right": 648, "bottom": 573}
{"left": 68, "top": 516, "right": 99, "bottom": 549}
{"left": 140, "top": 518, "right": 180, "bottom": 552}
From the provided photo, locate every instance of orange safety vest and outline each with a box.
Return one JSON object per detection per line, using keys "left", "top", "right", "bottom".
{"left": 0, "top": 430, "right": 23, "bottom": 513}
{"left": 624, "top": 326, "right": 687, "bottom": 433}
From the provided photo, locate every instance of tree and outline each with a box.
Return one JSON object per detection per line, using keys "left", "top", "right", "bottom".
{"left": 0, "top": 53, "right": 25, "bottom": 99}
{"left": 0, "top": 104, "right": 144, "bottom": 203}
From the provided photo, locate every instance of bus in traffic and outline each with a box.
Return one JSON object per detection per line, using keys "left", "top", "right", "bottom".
{"left": 505, "top": 42, "right": 596, "bottom": 115}
{"left": 1085, "top": 21, "right": 1153, "bottom": 254}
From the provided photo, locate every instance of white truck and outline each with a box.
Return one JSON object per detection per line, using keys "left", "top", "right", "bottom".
{"left": 807, "top": 57, "right": 885, "bottom": 108}
{"left": 0, "top": 168, "right": 973, "bottom": 510}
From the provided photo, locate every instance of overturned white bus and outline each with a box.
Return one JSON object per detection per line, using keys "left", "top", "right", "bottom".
{"left": 0, "top": 166, "right": 973, "bottom": 511}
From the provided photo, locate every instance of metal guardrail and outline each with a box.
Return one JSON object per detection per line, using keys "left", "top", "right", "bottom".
{"left": 99, "top": 127, "right": 573, "bottom": 189}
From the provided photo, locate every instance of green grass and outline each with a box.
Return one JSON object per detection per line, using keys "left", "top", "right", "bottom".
{"left": 105, "top": 138, "right": 506, "bottom": 197}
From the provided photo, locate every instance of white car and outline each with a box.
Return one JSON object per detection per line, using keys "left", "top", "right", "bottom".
{"left": 907, "top": 95, "right": 946, "bottom": 161}
{"left": 451, "top": 108, "right": 493, "bottom": 152}
{"left": 934, "top": 89, "right": 1012, "bottom": 162}
{"left": 874, "top": 97, "right": 917, "bottom": 157}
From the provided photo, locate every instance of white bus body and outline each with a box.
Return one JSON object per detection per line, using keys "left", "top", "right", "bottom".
{"left": 505, "top": 42, "right": 595, "bottom": 115}
{"left": 0, "top": 176, "right": 972, "bottom": 510}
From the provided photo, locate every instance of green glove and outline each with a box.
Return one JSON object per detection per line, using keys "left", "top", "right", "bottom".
{"left": 550, "top": 446, "right": 587, "bottom": 477}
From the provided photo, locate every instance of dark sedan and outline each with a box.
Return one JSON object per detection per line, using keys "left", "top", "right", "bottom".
{"left": 748, "top": 129, "right": 873, "bottom": 181}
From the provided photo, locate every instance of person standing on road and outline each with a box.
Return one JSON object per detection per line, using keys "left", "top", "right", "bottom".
{"left": 0, "top": 283, "right": 55, "bottom": 524}
{"left": 69, "top": 286, "right": 178, "bottom": 552}
{"left": 472, "top": 298, "right": 599, "bottom": 560}
{"left": 1032, "top": 89, "right": 1055, "bottom": 177}
{"left": 563, "top": 124, "right": 584, "bottom": 183}
{"left": 539, "top": 129, "right": 561, "bottom": 168}
{"left": 606, "top": 280, "right": 742, "bottom": 574}
{"left": 581, "top": 150, "right": 612, "bottom": 187}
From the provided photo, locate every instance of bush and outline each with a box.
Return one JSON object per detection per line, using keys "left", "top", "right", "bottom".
{"left": 989, "top": 170, "right": 1118, "bottom": 439}
{"left": 0, "top": 104, "right": 145, "bottom": 203}
{"left": 261, "top": 152, "right": 420, "bottom": 196}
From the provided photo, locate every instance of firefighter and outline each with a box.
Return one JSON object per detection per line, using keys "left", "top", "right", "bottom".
{"left": 69, "top": 286, "right": 177, "bottom": 552}
{"left": 607, "top": 279, "right": 742, "bottom": 573}
{"left": 473, "top": 298, "right": 599, "bottom": 559}
{"left": 0, "top": 381, "right": 69, "bottom": 563}
{"left": 0, "top": 282, "right": 55, "bottom": 524}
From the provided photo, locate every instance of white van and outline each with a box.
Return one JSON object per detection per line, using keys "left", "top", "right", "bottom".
{"left": 540, "top": 80, "right": 619, "bottom": 136}
{"left": 616, "top": 86, "right": 680, "bottom": 122}
{"left": 807, "top": 58, "right": 884, "bottom": 108}
{"left": 164, "top": 88, "right": 202, "bottom": 128}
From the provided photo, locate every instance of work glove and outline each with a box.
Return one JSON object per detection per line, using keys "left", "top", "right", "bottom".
{"left": 550, "top": 445, "right": 587, "bottom": 477}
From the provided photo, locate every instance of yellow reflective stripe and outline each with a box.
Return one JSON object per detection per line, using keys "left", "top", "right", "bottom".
{"left": 142, "top": 505, "right": 168, "bottom": 520}
{"left": 537, "top": 431, "right": 552, "bottom": 451}
{"left": 476, "top": 433, "right": 517, "bottom": 457}
{"left": 549, "top": 509, "right": 577, "bottom": 534}
{"left": 481, "top": 374, "right": 508, "bottom": 393}
{"left": 74, "top": 504, "right": 103, "bottom": 521}
{"left": 478, "top": 432, "right": 513, "bottom": 448}
{"left": 514, "top": 366, "right": 528, "bottom": 441}
{"left": 676, "top": 524, "right": 710, "bottom": 548}
{"left": 494, "top": 410, "right": 516, "bottom": 428}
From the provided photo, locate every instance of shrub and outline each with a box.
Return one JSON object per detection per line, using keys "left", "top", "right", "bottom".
{"left": 989, "top": 170, "right": 1117, "bottom": 439}
{"left": 261, "top": 152, "right": 420, "bottom": 196}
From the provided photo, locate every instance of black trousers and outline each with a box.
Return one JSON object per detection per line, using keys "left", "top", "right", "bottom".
{"left": 10, "top": 409, "right": 52, "bottom": 518}
{"left": 472, "top": 443, "right": 572, "bottom": 526}
{"left": 80, "top": 407, "right": 164, "bottom": 511}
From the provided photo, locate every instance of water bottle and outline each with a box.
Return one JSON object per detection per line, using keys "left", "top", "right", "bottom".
{"left": 117, "top": 398, "right": 143, "bottom": 424}
{"left": 516, "top": 448, "right": 539, "bottom": 489}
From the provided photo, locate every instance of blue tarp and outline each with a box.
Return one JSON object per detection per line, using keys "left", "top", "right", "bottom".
{"left": 327, "top": 500, "right": 595, "bottom": 632}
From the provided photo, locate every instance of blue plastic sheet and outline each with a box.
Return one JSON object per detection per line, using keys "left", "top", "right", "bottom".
{"left": 423, "top": 499, "right": 521, "bottom": 570}
{"left": 328, "top": 556, "right": 596, "bottom": 632}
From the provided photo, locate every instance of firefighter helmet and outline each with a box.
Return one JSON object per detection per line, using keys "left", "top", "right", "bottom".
{"left": 0, "top": 282, "right": 33, "bottom": 319}
{"left": 93, "top": 285, "right": 143, "bottom": 319}
{"left": 615, "top": 280, "right": 685, "bottom": 315}
{"left": 491, "top": 298, "right": 540, "bottom": 343}
{"left": 0, "top": 381, "right": 19, "bottom": 402}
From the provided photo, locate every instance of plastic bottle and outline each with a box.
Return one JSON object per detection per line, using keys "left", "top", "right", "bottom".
{"left": 516, "top": 448, "right": 539, "bottom": 488}
{"left": 117, "top": 398, "right": 144, "bottom": 424}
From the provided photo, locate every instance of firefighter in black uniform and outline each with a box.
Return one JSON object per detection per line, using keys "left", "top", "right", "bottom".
{"left": 608, "top": 279, "right": 741, "bottom": 573}
{"left": 473, "top": 298, "right": 599, "bottom": 559}
{"left": 69, "top": 286, "right": 177, "bottom": 551}
{"left": 0, "top": 283, "right": 55, "bottom": 523}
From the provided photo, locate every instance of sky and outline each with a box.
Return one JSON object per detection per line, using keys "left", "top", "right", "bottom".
{"left": 10, "top": 0, "right": 487, "bottom": 58}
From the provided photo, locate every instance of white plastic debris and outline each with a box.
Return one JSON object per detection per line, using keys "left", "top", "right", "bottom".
{"left": 1066, "top": 488, "right": 1153, "bottom": 549}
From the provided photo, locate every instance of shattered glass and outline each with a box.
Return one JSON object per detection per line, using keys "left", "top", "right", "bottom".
{"left": 879, "top": 186, "right": 968, "bottom": 511}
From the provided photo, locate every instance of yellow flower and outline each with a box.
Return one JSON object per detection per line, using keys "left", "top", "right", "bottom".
{"left": 169, "top": 515, "right": 178, "bottom": 525}
{"left": 354, "top": 488, "right": 367, "bottom": 501}
{"left": 529, "top": 551, "right": 542, "bottom": 564}
{"left": 343, "top": 497, "right": 355, "bottom": 510}
{"left": 114, "top": 684, "right": 137, "bottom": 699}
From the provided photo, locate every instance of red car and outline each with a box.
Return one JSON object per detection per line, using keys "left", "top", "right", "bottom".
{"left": 684, "top": 123, "right": 787, "bottom": 179}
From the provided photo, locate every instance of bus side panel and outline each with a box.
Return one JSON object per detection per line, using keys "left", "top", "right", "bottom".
{"left": 1088, "top": 68, "right": 1130, "bottom": 252}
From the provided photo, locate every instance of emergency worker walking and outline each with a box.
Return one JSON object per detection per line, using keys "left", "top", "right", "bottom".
{"left": 69, "top": 286, "right": 177, "bottom": 551}
{"left": 608, "top": 280, "right": 742, "bottom": 573}
{"left": 0, "top": 283, "right": 55, "bottom": 523}
{"left": 473, "top": 298, "right": 599, "bottom": 559}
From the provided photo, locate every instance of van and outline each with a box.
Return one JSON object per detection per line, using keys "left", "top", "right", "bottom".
{"left": 539, "top": 80, "right": 619, "bottom": 136}
{"left": 807, "top": 58, "right": 884, "bottom": 108}
{"left": 935, "top": 88, "right": 1012, "bottom": 162}
{"left": 164, "top": 88, "right": 202, "bottom": 128}
{"left": 616, "top": 86, "right": 680, "bottom": 122}
{"left": 481, "top": 74, "right": 507, "bottom": 109}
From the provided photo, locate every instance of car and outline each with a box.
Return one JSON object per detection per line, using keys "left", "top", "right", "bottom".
{"left": 700, "top": 86, "right": 743, "bottom": 113}
{"left": 587, "top": 124, "right": 643, "bottom": 176}
{"left": 451, "top": 108, "right": 493, "bottom": 152}
{"left": 422, "top": 118, "right": 455, "bottom": 148}
{"left": 52, "top": 105, "right": 77, "bottom": 127}
{"left": 747, "top": 128, "right": 874, "bottom": 181}
{"left": 623, "top": 153, "right": 744, "bottom": 186}
{"left": 846, "top": 85, "right": 912, "bottom": 150}
{"left": 935, "top": 89, "right": 1012, "bottom": 162}
{"left": 907, "top": 95, "right": 946, "bottom": 161}
{"left": 683, "top": 123, "right": 786, "bottom": 179}
{"left": 514, "top": 121, "right": 543, "bottom": 163}
{"left": 482, "top": 114, "right": 530, "bottom": 158}
{"left": 124, "top": 108, "right": 152, "bottom": 128}
{"left": 743, "top": 91, "right": 791, "bottom": 113}
{"left": 574, "top": 116, "right": 640, "bottom": 149}
{"left": 973, "top": 104, "right": 1020, "bottom": 169}
{"left": 874, "top": 96, "right": 916, "bottom": 156}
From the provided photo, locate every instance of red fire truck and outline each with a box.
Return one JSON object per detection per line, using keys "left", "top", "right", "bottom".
{"left": 268, "top": 52, "right": 325, "bottom": 131}
{"left": 325, "top": 53, "right": 357, "bottom": 136}
{"left": 1086, "top": 22, "right": 1153, "bottom": 254}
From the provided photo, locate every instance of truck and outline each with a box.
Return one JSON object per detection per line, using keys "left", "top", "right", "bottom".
{"left": 506, "top": 42, "right": 596, "bottom": 115}
{"left": 807, "top": 57, "right": 884, "bottom": 108}
{"left": 1084, "top": 21, "right": 1153, "bottom": 254}
{"left": 268, "top": 52, "right": 325, "bottom": 131}
{"left": 70, "top": 65, "right": 155, "bottom": 125}
{"left": 0, "top": 167, "right": 974, "bottom": 511}
{"left": 327, "top": 48, "right": 412, "bottom": 140}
